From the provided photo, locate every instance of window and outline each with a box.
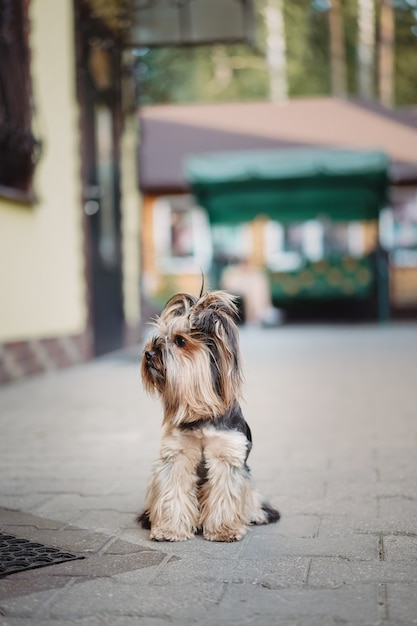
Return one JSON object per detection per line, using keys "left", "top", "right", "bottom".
{"left": 0, "top": 0, "right": 41, "bottom": 195}
{"left": 153, "top": 195, "right": 212, "bottom": 273}
{"left": 380, "top": 189, "right": 417, "bottom": 268}
{"left": 264, "top": 218, "right": 365, "bottom": 272}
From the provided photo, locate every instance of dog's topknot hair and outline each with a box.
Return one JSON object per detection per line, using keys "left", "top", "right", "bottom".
{"left": 159, "top": 292, "right": 198, "bottom": 320}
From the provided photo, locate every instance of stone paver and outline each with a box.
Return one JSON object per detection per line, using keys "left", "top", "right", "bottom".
{"left": 0, "top": 324, "right": 417, "bottom": 625}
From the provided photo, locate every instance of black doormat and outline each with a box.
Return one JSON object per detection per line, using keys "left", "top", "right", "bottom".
{"left": 0, "top": 532, "right": 84, "bottom": 578}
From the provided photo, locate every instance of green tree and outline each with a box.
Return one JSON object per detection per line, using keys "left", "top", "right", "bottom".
{"left": 394, "top": 1, "right": 417, "bottom": 105}
{"left": 378, "top": 0, "right": 395, "bottom": 106}
{"left": 135, "top": 0, "right": 417, "bottom": 108}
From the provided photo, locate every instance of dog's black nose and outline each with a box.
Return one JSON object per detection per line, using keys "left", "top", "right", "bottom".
{"left": 145, "top": 350, "right": 156, "bottom": 362}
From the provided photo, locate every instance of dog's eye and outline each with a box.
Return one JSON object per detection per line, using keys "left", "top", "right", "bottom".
{"left": 174, "top": 335, "right": 186, "bottom": 348}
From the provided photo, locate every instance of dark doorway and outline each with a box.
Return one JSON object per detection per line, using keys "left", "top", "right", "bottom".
{"left": 86, "top": 101, "right": 124, "bottom": 356}
{"left": 75, "top": 3, "right": 124, "bottom": 356}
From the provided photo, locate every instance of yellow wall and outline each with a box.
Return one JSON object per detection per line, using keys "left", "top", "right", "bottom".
{"left": 120, "top": 115, "right": 141, "bottom": 330}
{"left": 0, "top": 0, "right": 86, "bottom": 342}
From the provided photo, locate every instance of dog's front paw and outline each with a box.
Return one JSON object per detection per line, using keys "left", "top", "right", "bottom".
{"left": 203, "top": 525, "right": 247, "bottom": 542}
{"left": 150, "top": 527, "right": 194, "bottom": 542}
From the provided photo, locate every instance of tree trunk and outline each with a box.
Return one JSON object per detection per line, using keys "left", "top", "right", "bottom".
{"left": 378, "top": 0, "right": 395, "bottom": 107}
{"left": 264, "top": 0, "right": 288, "bottom": 102}
{"left": 357, "top": 0, "right": 375, "bottom": 99}
{"left": 328, "top": 0, "right": 347, "bottom": 97}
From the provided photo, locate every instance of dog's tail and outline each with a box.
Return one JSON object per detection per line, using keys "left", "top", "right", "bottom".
{"left": 261, "top": 502, "right": 281, "bottom": 523}
{"left": 249, "top": 489, "right": 280, "bottom": 526}
{"left": 136, "top": 510, "right": 151, "bottom": 529}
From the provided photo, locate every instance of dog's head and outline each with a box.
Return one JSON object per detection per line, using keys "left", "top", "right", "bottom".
{"left": 142, "top": 290, "right": 243, "bottom": 425}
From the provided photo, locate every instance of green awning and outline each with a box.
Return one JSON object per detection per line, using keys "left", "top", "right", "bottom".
{"left": 185, "top": 148, "right": 390, "bottom": 224}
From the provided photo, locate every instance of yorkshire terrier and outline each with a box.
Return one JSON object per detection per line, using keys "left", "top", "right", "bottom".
{"left": 138, "top": 289, "right": 280, "bottom": 542}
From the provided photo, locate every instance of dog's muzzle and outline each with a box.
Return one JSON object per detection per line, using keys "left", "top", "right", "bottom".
{"left": 145, "top": 350, "right": 156, "bottom": 363}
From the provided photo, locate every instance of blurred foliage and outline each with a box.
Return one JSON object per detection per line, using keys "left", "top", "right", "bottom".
{"left": 135, "top": 0, "right": 417, "bottom": 107}
{"left": 395, "top": 4, "right": 417, "bottom": 105}
{"left": 135, "top": 43, "right": 269, "bottom": 105}
{"left": 283, "top": 0, "right": 329, "bottom": 97}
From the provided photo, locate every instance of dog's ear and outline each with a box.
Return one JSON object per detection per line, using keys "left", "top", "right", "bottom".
{"left": 160, "top": 293, "right": 197, "bottom": 321}
{"left": 191, "top": 291, "right": 243, "bottom": 404}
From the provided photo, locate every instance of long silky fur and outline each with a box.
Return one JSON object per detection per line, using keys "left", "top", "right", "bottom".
{"left": 139, "top": 290, "right": 279, "bottom": 542}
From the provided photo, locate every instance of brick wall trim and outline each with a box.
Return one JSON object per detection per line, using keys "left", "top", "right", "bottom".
{"left": 0, "top": 331, "right": 93, "bottom": 385}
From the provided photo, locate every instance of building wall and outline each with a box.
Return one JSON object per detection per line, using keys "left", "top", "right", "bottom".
{"left": 0, "top": 0, "right": 144, "bottom": 384}
{"left": 0, "top": 0, "right": 89, "bottom": 382}
{"left": 141, "top": 194, "right": 211, "bottom": 309}
{"left": 141, "top": 195, "right": 158, "bottom": 297}
{"left": 0, "top": 0, "right": 86, "bottom": 342}
{"left": 120, "top": 115, "right": 141, "bottom": 342}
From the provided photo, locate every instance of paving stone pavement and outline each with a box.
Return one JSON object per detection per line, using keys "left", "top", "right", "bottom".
{"left": 0, "top": 323, "right": 416, "bottom": 625}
